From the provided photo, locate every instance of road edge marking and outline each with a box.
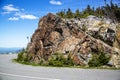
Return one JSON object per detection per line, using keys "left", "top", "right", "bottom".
{"left": 0, "top": 72, "right": 61, "bottom": 80}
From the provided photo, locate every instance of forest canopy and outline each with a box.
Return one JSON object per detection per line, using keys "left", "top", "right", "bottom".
{"left": 56, "top": 1, "right": 120, "bottom": 22}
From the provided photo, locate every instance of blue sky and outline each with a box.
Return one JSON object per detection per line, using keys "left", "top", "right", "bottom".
{"left": 0, "top": 0, "right": 119, "bottom": 48}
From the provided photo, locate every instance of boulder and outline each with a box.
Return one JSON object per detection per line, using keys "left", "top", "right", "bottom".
{"left": 25, "top": 13, "right": 120, "bottom": 67}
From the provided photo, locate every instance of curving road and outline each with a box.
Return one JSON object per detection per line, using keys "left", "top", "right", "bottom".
{"left": 0, "top": 54, "right": 120, "bottom": 80}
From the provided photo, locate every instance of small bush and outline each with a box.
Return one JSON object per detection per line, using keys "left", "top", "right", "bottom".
{"left": 17, "top": 51, "right": 24, "bottom": 61}
{"left": 98, "top": 51, "right": 110, "bottom": 66}
{"left": 64, "top": 54, "right": 74, "bottom": 66}
{"left": 48, "top": 53, "right": 74, "bottom": 67}
{"left": 88, "top": 54, "right": 100, "bottom": 67}
{"left": 48, "top": 53, "right": 65, "bottom": 67}
{"left": 17, "top": 49, "right": 27, "bottom": 62}
{"left": 88, "top": 51, "right": 110, "bottom": 67}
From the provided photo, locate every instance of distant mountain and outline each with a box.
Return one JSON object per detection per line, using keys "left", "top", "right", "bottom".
{"left": 0, "top": 47, "right": 22, "bottom": 54}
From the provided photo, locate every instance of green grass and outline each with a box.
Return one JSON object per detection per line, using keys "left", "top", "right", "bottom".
{"left": 12, "top": 59, "right": 120, "bottom": 70}
{"left": 14, "top": 51, "right": 120, "bottom": 70}
{"left": 13, "top": 59, "right": 40, "bottom": 66}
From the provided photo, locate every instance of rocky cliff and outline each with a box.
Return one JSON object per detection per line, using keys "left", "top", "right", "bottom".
{"left": 25, "top": 13, "right": 120, "bottom": 67}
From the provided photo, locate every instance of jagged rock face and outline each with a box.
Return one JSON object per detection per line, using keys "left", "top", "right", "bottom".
{"left": 83, "top": 16, "right": 116, "bottom": 46}
{"left": 114, "top": 26, "right": 120, "bottom": 49}
{"left": 26, "top": 13, "right": 120, "bottom": 66}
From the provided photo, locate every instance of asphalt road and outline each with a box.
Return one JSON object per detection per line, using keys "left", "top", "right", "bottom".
{"left": 0, "top": 54, "right": 120, "bottom": 80}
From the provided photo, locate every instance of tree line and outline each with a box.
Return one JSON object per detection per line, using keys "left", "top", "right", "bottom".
{"left": 56, "top": 1, "right": 120, "bottom": 22}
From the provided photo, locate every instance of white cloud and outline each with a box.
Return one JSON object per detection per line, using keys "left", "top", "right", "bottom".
{"left": 50, "top": 0, "right": 62, "bottom": 5}
{"left": 15, "top": 13, "right": 38, "bottom": 20}
{"left": 1, "top": 4, "right": 19, "bottom": 15}
{"left": 8, "top": 17, "right": 19, "bottom": 21}
{"left": 2, "top": 4, "right": 38, "bottom": 20}
{"left": 3, "top": 4, "right": 19, "bottom": 12}
{"left": 20, "top": 14, "right": 38, "bottom": 20}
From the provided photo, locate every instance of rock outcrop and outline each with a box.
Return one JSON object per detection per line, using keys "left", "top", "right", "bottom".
{"left": 26, "top": 13, "right": 120, "bottom": 67}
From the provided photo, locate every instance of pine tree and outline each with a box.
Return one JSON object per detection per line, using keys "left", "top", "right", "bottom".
{"left": 56, "top": 1, "right": 120, "bottom": 22}
{"left": 66, "top": 8, "right": 73, "bottom": 18}
{"left": 74, "top": 9, "right": 81, "bottom": 18}
{"left": 56, "top": 10, "right": 65, "bottom": 18}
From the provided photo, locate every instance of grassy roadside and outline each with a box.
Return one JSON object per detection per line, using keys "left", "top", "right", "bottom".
{"left": 12, "top": 59, "right": 120, "bottom": 70}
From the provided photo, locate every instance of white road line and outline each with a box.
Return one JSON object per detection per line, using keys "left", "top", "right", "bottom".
{"left": 0, "top": 72, "right": 61, "bottom": 80}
